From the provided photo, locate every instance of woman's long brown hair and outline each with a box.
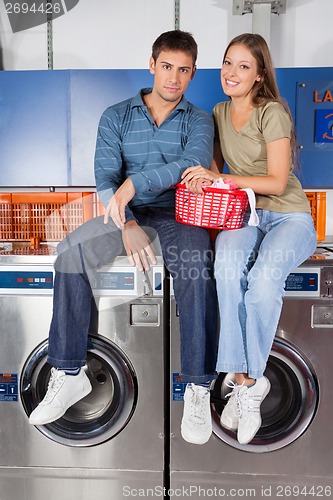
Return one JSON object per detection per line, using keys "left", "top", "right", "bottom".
{"left": 223, "top": 33, "right": 298, "bottom": 168}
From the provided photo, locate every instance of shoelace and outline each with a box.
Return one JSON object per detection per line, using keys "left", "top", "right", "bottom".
{"left": 224, "top": 379, "right": 245, "bottom": 418}
{"left": 189, "top": 385, "right": 209, "bottom": 423}
{"left": 43, "top": 368, "right": 65, "bottom": 403}
{"left": 237, "top": 387, "right": 262, "bottom": 419}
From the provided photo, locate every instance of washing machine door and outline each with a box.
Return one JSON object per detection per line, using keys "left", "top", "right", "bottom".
{"left": 210, "top": 337, "right": 319, "bottom": 452}
{"left": 21, "top": 334, "right": 137, "bottom": 447}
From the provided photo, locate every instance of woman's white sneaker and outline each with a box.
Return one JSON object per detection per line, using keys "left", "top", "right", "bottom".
{"left": 237, "top": 376, "right": 271, "bottom": 445}
{"left": 29, "top": 367, "right": 92, "bottom": 426}
{"left": 220, "top": 379, "right": 244, "bottom": 431}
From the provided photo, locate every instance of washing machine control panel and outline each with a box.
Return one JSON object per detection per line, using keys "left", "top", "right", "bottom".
{"left": 91, "top": 263, "right": 164, "bottom": 297}
{"left": 285, "top": 248, "right": 333, "bottom": 298}
{"left": 94, "top": 270, "right": 135, "bottom": 291}
{"left": 0, "top": 266, "right": 54, "bottom": 294}
{"left": 0, "top": 270, "right": 53, "bottom": 288}
{"left": 285, "top": 267, "right": 319, "bottom": 297}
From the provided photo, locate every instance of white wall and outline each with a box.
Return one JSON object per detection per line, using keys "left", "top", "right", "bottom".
{"left": 181, "top": 0, "right": 333, "bottom": 69}
{"left": 0, "top": 0, "right": 332, "bottom": 70}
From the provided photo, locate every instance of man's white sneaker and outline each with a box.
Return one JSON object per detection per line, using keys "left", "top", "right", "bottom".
{"left": 29, "top": 367, "right": 92, "bottom": 426}
{"left": 220, "top": 379, "right": 244, "bottom": 431}
{"left": 181, "top": 383, "right": 212, "bottom": 445}
{"left": 237, "top": 376, "right": 271, "bottom": 445}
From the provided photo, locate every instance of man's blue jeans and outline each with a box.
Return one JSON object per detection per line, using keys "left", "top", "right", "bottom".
{"left": 214, "top": 210, "right": 317, "bottom": 379}
{"left": 47, "top": 209, "right": 218, "bottom": 384}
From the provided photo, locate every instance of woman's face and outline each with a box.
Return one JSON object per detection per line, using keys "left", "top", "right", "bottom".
{"left": 221, "top": 43, "right": 261, "bottom": 100}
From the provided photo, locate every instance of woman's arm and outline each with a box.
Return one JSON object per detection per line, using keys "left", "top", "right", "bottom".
{"left": 182, "top": 137, "right": 291, "bottom": 196}
{"left": 221, "top": 137, "right": 290, "bottom": 195}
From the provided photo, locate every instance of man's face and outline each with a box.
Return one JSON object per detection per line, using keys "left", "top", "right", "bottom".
{"left": 149, "top": 50, "right": 196, "bottom": 103}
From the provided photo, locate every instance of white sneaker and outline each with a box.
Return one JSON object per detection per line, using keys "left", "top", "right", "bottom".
{"left": 181, "top": 383, "right": 212, "bottom": 445}
{"left": 237, "top": 376, "right": 271, "bottom": 445}
{"left": 220, "top": 379, "right": 244, "bottom": 431}
{"left": 29, "top": 367, "right": 92, "bottom": 426}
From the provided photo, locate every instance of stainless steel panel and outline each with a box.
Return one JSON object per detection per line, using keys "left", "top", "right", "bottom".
{"left": 0, "top": 294, "right": 165, "bottom": 469}
{"left": 0, "top": 256, "right": 166, "bottom": 492}
{"left": 170, "top": 472, "right": 332, "bottom": 498}
{"left": 0, "top": 468, "right": 163, "bottom": 500}
{"left": 130, "top": 303, "right": 160, "bottom": 325}
{"left": 169, "top": 252, "right": 333, "bottom": 488}
{"left": 312, "top": 305, "right": 333, "bottom": 327}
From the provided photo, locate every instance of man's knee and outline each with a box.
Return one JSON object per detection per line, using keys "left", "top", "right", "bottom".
{"left": 54, "top": 245, "right": 85, "bottom": 274}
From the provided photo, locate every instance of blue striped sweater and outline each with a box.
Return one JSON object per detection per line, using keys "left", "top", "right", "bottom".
{"left": 94, "top": 88, "right": 214, "bottom": 221}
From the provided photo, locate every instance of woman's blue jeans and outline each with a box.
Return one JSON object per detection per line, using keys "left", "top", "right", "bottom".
{"left": 214, "top": 210, "right": 317, "bottom": 379}
{"left": 47, "top": 209, "right": 218, "bottom": 384}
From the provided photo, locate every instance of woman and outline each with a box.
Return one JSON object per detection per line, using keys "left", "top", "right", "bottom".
{"left": 181, "top": 33, "right": 317, "bottom": 445}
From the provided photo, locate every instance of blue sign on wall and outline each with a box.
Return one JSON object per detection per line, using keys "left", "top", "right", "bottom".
{"left": 296, "top": 79, "right": 333, "bottom": 188}
{"left": 315, "top": 110, "right": 333, "bottom": 143}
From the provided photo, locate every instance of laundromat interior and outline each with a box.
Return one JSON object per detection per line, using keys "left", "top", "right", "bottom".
{"left": 0, "top": 0, "right": 333, "bottom": 499}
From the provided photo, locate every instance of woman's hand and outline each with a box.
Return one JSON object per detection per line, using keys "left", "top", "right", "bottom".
{"left": 181, "top": 166, "right": 220, "bottom": 194}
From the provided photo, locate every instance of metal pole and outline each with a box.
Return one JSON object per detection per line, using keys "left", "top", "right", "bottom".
{"left": 174, "top": 0, "right": 180, "bottom": 30}
{"left": 47, "top": 2, "right": 53, "bottom": 69}
{"left": 252, "top": 3, "right": 272, "bottom": 46}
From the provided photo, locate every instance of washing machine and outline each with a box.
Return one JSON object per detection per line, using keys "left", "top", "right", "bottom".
{"left": 0, "top": 245, "right": 167, "bottom": 500}
{"left": 170, "top": 248, "right": 333, "bottom": 497}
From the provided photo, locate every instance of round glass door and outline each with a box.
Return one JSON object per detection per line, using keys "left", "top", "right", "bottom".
{"left": 210, "top": 337, "right": 319, "bottom": 452}
{"left": 21, "top": 334, "right": 138, "bottom": 447}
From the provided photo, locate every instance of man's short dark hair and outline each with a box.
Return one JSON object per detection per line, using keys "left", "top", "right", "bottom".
{"left": 152, "top": 30, "right": 197, "bottom": 65}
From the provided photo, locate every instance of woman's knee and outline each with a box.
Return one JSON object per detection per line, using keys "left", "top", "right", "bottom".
{"left": 247, "top": 266, "right": 285, "bottom": 305}
{"left": 214, "top": 243, "right": 254, "bottom": 285}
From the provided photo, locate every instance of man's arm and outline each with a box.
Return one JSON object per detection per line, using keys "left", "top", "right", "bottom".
{"left": 94, "top": 106, "right": 156, "bottom": 271}
{"left": 94, "top": 106, "right": 136, "bottom": 222}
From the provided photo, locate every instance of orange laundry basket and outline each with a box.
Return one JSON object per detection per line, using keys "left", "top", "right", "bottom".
{"left": 0, "top": 192, "right": 99, "bottom": 242}
{"left": 305, "top": 192, "right": 326, "bottom": 242}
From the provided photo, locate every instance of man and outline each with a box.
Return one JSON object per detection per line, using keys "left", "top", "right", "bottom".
{"left": 29, "top": 30, "right": 218, "bottom": 445}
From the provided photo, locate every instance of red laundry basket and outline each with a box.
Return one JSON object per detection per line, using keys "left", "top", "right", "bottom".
{"left": 175, "top": 183, "right": 249, "bottom": 230}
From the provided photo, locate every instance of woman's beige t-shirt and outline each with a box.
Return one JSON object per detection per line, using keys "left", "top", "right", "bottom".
{"left": 213, "top": 101, "right": 311, "bottom": 213}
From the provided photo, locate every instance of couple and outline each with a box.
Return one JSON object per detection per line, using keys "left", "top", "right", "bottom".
{"left": 29, "top": 30, "right": 316, "bottom": 446}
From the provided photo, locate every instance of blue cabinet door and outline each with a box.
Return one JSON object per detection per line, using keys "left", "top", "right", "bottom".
{"left": 0, "top": 70, "right": 69, "bottom": 186}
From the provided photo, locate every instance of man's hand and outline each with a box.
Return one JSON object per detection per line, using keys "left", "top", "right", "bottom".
{"left": 122, "top": 220, "right": 157, "bottom": 271}
{"left": 104, "top": 178, "right": 135, "bottom": 228}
